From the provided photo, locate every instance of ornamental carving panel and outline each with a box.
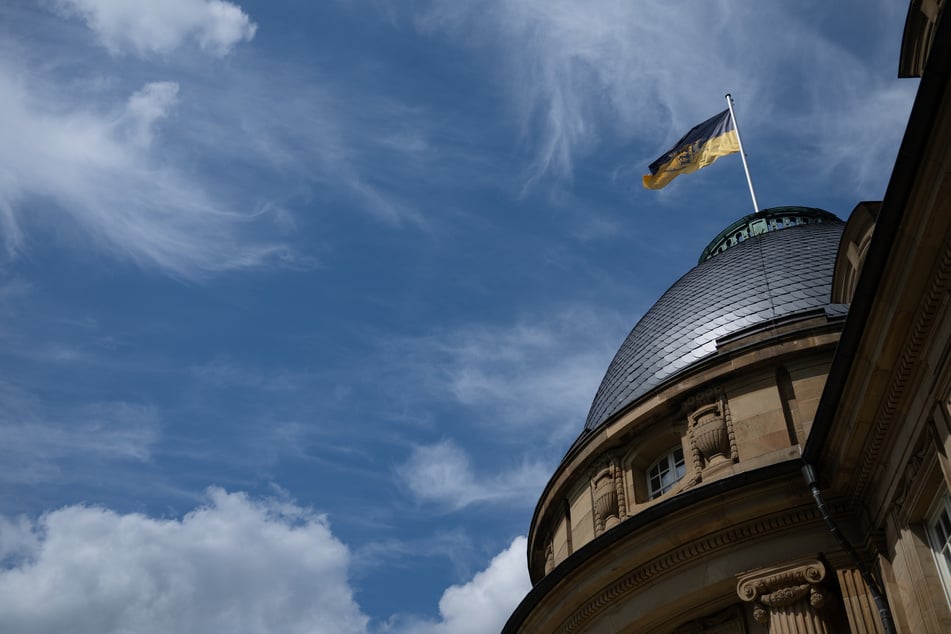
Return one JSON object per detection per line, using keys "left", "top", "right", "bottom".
{"left": 590, "top": 456, "right": 624, "bottom": 536}
{"left": 691, "top": 402, "right": 730, "bottom": 466}
{"left": 686, "top": 391, "right": 738, "bottom": 484}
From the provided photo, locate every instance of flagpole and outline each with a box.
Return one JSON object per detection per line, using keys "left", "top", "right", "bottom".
{"left": 725, "top": 94, "right": 760, "bottom": 214}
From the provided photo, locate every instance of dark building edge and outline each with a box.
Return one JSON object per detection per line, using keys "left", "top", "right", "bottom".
{"left": 803, "top": 8, "right": 951, "bottom": 465}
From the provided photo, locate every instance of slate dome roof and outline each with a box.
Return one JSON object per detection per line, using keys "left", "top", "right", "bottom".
{"left": 584, "top": 207, "right": 845, "bottom": 432}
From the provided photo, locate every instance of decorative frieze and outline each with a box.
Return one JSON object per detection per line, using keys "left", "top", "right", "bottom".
{"left": 552, "top": 506, "right": 828, "bottom": 634}
{"left": 737, "top": 558, "right": 832, "bottom": 633}
{"left": 851, "top": 241, "right": 951, "bottom": 505}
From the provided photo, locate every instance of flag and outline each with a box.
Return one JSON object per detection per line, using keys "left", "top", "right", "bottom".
{"left": 642, "top": 109, "right": 740, "bottom": 190}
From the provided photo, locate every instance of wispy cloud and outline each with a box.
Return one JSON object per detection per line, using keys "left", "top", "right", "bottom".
{"left": 0, "top": 381, "right": 159, "bottom": 485}
{"left": 119, "top": 81, "right": 180, "bottom": 147}
{"left": 397, "top": 440, "right": 548, "bottom": 511}
{"left": 186, "top": 67, "right": 436, "bottom": 228}
{"left": 413, "top": 0, "right": 915, "bottom": 192}
{"left": 388, "top": 305, "right": 628, "bottom": 442}
{"left": 51, "top": 0, "right": 257, "bottom": 57}
{"left": 0, "top": 2, "right": 445, "bottom": 279}
{"left": 190, "top": 357, "right": 316, "bottom": 393}
{"left": 0, "top": 63, "right": 295, "bottom": 278}
{"left": 351, "top": 530, "right": 477, "bottom": 579}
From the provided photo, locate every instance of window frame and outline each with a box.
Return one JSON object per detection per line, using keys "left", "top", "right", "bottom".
{"left": 926, "top": 490, "right": 951, "bottom": 609}
{"left": 646, "top": 446, "right": 686, "bottom": 500}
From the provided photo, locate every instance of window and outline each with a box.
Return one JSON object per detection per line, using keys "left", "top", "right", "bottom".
{"left": 647, "top": 447, "right": 686, "bottom": 499}
{"left": 927, "top": 491, "right": 951, "bottom": 607}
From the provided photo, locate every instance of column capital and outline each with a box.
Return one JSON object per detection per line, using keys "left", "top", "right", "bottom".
{"left": 737, "top": 558, "right": 830, "bottom": 629}
{"left": 737, "top": 558, "right": 826, "bottom": 602}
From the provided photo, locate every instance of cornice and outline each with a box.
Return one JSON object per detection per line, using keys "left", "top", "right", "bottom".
{"left": 546, "top": 504, "right": 827, "bottom": 634}
{"left": 849, "top": 239, "right": 951, "bottom": 506}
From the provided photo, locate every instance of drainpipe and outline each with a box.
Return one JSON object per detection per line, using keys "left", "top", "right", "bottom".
{"left": 801, "top": 462, "right": 896, "bottom": 634}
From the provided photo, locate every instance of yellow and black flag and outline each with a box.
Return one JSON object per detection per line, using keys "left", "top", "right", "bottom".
{"left": 642, "top": 109, "right": 740, "bottom": 190}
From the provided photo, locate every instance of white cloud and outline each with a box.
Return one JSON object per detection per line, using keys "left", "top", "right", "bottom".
{"left": 53, "top": 0, "right": 257, "bottom": 57}
{"left": 398, "top": 440, "right": 548, "bottom": 510}
{"left": 0, "top": 489, "right": 369, "bottom": 634}
{"left": 0, "top": 381, "right": 160, "bottom": 485}
{"left": 196, "top": 67, "right": 432, "bottom": 228}
{"left": 0, "top": 515, "right": 38, "bottom": 564}
{"left": 393, "top": 305, "right": 628, "bottom": 441}
{"left": 0, "top": 65, "right": 292, "bottom": 278}
{"left": 119, "top": 81, "right": 180, "bottom": 147}
{"left": 390, "top": 536, "right": 530, "bottom": 634}
{"left": 415, "top": 0, "right": 915, "bottom": 191}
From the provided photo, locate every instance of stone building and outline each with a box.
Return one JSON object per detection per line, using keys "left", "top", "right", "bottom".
{"left": 503, "top": 3, "right": 951, "bottom": 632}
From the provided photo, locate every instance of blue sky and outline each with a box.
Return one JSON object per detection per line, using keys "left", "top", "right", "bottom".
{"left": 0, "top": 1, "right": 918, "bottom": 632}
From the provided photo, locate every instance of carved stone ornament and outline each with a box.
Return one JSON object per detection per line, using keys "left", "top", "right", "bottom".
{"left": 690, "top": 402, "right": 730, "bottom": 466}
{"left": 590, "top": 457, "right": 623, "bottom": 535}
{"left": 680, "top": 387, "right": 722, "bottom": 415}
{"left": 737, "top": 558, "right": 832, "bottom": 633}
{"left": 687, "top": 393, "right": 737, "bottom": 476}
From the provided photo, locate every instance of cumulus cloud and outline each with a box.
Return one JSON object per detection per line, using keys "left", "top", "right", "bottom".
{"left": 398, "top": 440, "right": 548, "bottom": 510}
{"left": 0, "top": 515, "right": 38, "bottom": 565}
{"left": 0, "top": 65, "right": 291, "bottom": 278}
{"left": 52, "top": 0, "right": 257, "bottom": 57}
{"left": 0, "top": 489, "right": 369, "bottom": 634}
{"left": 391, "top": 536, "right": 530, "bottom": 634}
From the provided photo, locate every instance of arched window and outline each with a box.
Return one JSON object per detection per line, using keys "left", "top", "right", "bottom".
{"left": 646, "top": 447, "right": 686, "bottom": 499}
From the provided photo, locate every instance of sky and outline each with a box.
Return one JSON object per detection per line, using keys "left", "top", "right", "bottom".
{"left": 0, "top": 1, "right": 919, "bottom": 632}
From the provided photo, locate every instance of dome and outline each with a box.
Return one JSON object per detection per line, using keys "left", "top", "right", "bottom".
{"left": 584, "top": 207, "right": 845, "bottom": 432}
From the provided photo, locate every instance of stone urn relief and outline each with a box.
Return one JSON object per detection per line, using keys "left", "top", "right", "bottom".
{"left": 689, "top": 401, "right": 732, "bottom": 468}
{"left": 592, "top": 466, "right": 620, "bottom": 533}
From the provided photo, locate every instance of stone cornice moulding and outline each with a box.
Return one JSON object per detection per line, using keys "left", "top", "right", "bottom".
{"left": 849, "top": 238, "right": 951, "bottom": 507}
{"left": 545, "top": 505, "right": 827, "bottom": 634}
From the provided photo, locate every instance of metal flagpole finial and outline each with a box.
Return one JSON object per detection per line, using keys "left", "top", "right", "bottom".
{"left": 724, "top": 94, "right": 761, "bottom": 214}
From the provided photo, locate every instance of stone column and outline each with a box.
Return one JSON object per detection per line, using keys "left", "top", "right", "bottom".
{"left": 736, "top": 558, "right": 833, "bottom": 633}
{"left": 835, "top": 567, "right": 885, "bottom": 634}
